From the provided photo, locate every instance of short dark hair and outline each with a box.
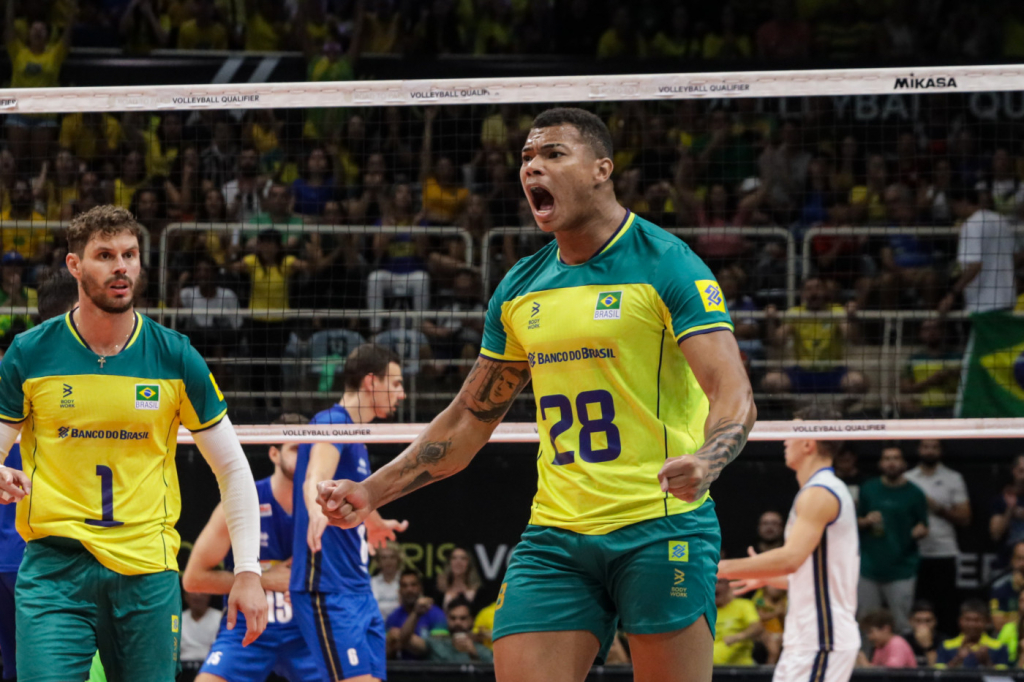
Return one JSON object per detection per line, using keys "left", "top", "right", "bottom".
{"left": 960, "top": 599, "right": 989, "bottom": 617}
{"left": 272, "top": 413, "right": 308, "bottom": 426}
{"left": 911, "top": 600, "right": 935, "bottom": 616}
{"left": 67, "top": 205, "right": 141, "bottom": 257}
{"left": 860, "top": 609, "right": 895, "bottom": 631}
{"left": 342, "top": 344, "right": 401, "bottom": 391}
{"left": 446, "top": 595, "right": 472, "bottom": 614}
{"left": 400, "top": 568, "right": 422, "bottom": 586}
{"left": 947, "top": 182, "right": 980, "bottom": 205}
{"left": 794, "top": 404, "right": 843, "bottom": 458}
{"left": 37, "top": 269, "right": 79, "bottom": 321}
{"left": 531, "top": 107, "right": 613, "bottom": 160}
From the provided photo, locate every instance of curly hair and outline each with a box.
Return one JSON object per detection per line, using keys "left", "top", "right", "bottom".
{"left": 66, "top": 205, "right": 141, "bottom": 256}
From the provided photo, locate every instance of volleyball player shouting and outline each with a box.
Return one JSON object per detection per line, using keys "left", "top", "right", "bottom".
{"left": 317, "top": 107, "right": 755, "bottom": 682}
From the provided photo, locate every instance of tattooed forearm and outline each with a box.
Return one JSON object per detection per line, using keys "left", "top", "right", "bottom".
{"left": 395, "top": 438, "right": 452, "bottom": 494}
{"left": 401, "top": 471, "right": 436, "bottom": 494}
{"left": 460, "top": 360, "right": 531, "bottom": 423}
{"left": 694, "top": 418, "right": 751, "bottom": 495}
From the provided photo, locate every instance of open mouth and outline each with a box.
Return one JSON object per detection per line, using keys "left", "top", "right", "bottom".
{"left": 109, "top": 280, "right": 132, "bottom": 296}
{"left": 529, "top": 186, "right": 555, "bottom": 217}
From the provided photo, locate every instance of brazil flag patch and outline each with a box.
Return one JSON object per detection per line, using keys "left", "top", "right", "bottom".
{"left": 594, "top": 291, "right": 622, "bottom": 320}
{"left": 135, "top": 384, "right": 160, "bottom": 410}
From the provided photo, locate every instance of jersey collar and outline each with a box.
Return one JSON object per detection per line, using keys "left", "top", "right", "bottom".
{"left": 556, "top": 209, "right": 635, "bottom": 266}
{"left": 65, "top": 309, "right": 143, "bottom": 356}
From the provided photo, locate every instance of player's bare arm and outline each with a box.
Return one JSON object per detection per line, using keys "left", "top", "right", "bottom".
{"left": 658, "top": 331, "right": 756, "bottom": 502}
{"left": 717, "top": 486, "right": 839, "bottom": 594}
{"left": 317, "top": 356, "right": 531, "bottom": 528}
{"left": 0, "top": 421, "right": 27, "bottom": 502}
{"left": 182, "top": 503, "right": 292, "bottom": 595}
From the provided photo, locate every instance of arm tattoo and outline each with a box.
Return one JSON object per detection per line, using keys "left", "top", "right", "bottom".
{"left": 460, "top": 360, "right": 531, "bottom": 423}
{"left": 694, "top": 418, "right": 751, "bottom": 496}
{"left": 398, "top": 438, "right": 452, "bottom": 493}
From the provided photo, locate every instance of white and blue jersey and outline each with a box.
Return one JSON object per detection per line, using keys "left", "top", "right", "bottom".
{"left": 291, "top": 405, "right": 372, "bottom": 595}
{"left": 199, "top": 476, "right": 319, "bottom": 682}
{"left": 291, "top": 405, "right": 387, "bottom": 682}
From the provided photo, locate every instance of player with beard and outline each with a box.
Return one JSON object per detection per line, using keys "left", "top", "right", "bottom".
{"left": 185, "top": 413, "right": 322, "bottom": 682}
{"left": 0, "top": 206, "right": 267, "bottom": 682}
{"left": 316, "top": 108, "right": 756, "bottom": 682}
{"left": 291, "top": 344, "right": 409, "bottom": 682}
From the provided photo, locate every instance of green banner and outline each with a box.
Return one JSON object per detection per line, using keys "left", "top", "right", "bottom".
{"left": 960, "top": 311, "right": 1024, "bottom": 417}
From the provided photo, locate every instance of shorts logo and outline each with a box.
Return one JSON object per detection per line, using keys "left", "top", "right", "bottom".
{"left": 695, "top": 280, "right": 726, "bottom": 313}
{"left": 496, "top": 582, "right": 507, "bottom": 610}
{"left": 135, "top": 384, "right": 160, "bottom": 410}
{"left": 594, "top": 291, "right": 622, "bottom": 320}
{"left": 674, "top": 569, "right": 685, "bottom": 585}
{"left": 671, "top": 568, "right": 688, "bottom": 598}
{"left": 668, "top": 540, "right": 689, "bottom": 562}
{"left": 171, "top": 615, "right": 179, "bottom": 633}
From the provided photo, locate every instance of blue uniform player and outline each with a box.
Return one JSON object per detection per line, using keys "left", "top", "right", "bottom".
{"left": 184, "top": 414, "right": 320, "bottom": 682}
{"left": 293, "top": 345, "right": 408, "bottom": 682}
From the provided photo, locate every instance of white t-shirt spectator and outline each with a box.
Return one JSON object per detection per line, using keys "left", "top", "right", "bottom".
{"left": 905, "top": 464, "right": 969, "bottom": 557}
{"left": 222, "top": 179, "right": 269, "bottom": 225}
{"left": 957, "top": 209, "right": 1016, "bottom": 313}
{"left": 371, "top": 573, "right": 401, "bottom": 618}
{"left": 180, "top": 606, "right": 223, "bottom": 663}
{"left": 180, "top": 286, "right": 242, "bottom": 330}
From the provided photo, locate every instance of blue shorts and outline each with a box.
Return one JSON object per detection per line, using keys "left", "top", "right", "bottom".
{"left": 787, "top": 367, "right": 848, "bottom": 393}
{"left": 292, "top": 592, "right": 386, "bottom": 681}
{"left": 0, "top": 572, "right": 15, "bottom": 680}
{"left": 198, "top": 616, "right": 320, "bottom": 682}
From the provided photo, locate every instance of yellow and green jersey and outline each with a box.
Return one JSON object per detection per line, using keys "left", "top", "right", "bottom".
{"left": 0, "top": 312, "right": 228, "bottom": 575}
{"left": 481, "top": 210, "right": 733, "bottom": 534}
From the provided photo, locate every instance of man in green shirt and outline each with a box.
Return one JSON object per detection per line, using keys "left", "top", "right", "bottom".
{"left": 858, "top": 446, "right": 929, "bottom": 634}
{"left": 425, "top": 597, "right": 493, "bottom": 664}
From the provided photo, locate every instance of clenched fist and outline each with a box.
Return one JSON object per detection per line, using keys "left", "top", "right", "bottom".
{"left": 657, "top": 455, "right": 709, "bottom": 503}
{"left": 0, "top": 465, "right": 30, "bottom": 503}
{"left": 316, "top": 480, "right": 374, "bottom": 529}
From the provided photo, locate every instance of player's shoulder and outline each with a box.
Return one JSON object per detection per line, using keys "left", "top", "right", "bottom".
{"left": 491, "top": 239, "right": 559, "bottom": 302}
{"left": 138, "top": 313, "right": 192, "bottom": 347}
{"left": 311, "top": 404, "right": 352, "bottom": 425}
{"left": 626, "top": 216, "right": 713, "bottom": 284}
{"left": 10, "top": 312, "right": 67, "bottom": 350}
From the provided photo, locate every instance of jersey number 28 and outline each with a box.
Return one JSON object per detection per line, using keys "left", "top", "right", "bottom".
{"left": 540, "top": 390, "right": 621, "bottom": 465}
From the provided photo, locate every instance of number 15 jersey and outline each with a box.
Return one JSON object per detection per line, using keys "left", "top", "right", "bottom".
{"left": 481, "top": 211, "right": 733, "bottom": 535}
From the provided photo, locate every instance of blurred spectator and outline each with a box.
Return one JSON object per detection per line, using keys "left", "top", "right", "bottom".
{"left": 857, "top": 446, "right": 929, "bottom": 632}
{"left": 759, "top": 121, "right": 811, "bottom": 219}
{"left": 808, "top": 195, "right": 872, "bottom": 308}
{"left": 981, "top": 148, "right": 1023, "bottom": 218}
{"left": 423, "top": 596, "right": 493, "bottom": 663}
{"left": 34, "top": 149, "right": 79, "bottom": 220}
{"left": 252, "top": 181, "right": 302, "bottom": 229}
{"left": 850, "top": 154, "right": 888, "bottom": 226}
{"left": 4, "top": 0, "right": 73, "bottom": 174}
{"left": 362, "top": 0, "right": 400, "bottom": 53}
{"left": 201, "top": 118, "right": 236, "bottom": 192}
{"left": 422, "top": 269, "right": 484, "bottom": 374}
{"left": 877, "top": 184, "right": 940, "bottom": 310}
{"left": 177, "top": 255, "right": 241, "bottom": 359}
{"left": 114, "top": 150, "right": 146, "bottom": 211}
{"left": 831, "top": 135, "right": 862, "bottom": 196}
{"left": 859, "top": 609, "right": 917, "bottom": 668}
{"left": 596, "top": 7, "right": 646, "bottom": 59}
{"left": 718, "top": 269, "right": 763, "bottom": 371}
{"left": 995, "top": 584, "right": 1024, "bottom": 666}
{"left": 702, "top": 5, "right": 751, "bottom": 60}
{"left": 245, "top": 0, "right": 290, "bottom": 51}
{"left": 756, "top": 0, "right": 810, "bottom": 59}
{"left": 243, "top": 110, "right": 283, "bottom": 174}
{"left": 940, "top": 184, "right": 1016, "bottom": 315}
{"left": 650, "top": 6, "right": 700, "bottom": 58}
{"left": 905, "top": 439, "right": 970, "bottom": 632}
{"left": 693, "top": 182, "right": 756, "bottom": 277}
{"left": 59, "top": 113, "right": 121, "bottom": 166}
{"left": 385, "top": 569, "right": 448, "bottom": 660}
{"left": 472, "top": 601, "right": 496, "bottom": 650}
{"left": 435, "top": 546, "right": 482, "bottom": 611}
{"left": 990, "top": 541, "right": 1024, "bottom": 632}
{"left": 71, "top": 0, "right": 118, "bottom": 47}
{"left": 179, "top": 590, "right": 222, "bottom": 673}
{"left": 471, "top": 0, "right": 513, "bottom": 55}
{"left": 118, "top": 0, "right": 168, "bottom": 53}
{"left": 950, "top": 130, "right": 985, "bottom": 189}
{"left": 420, "top": 108, "right": 469, "bottom": 225}
{"left": 762, "top": 276, "right": 867, "bottom": 396}
{"left": 371, "top": 541, "right": 404, "bottom": 619}
{"left": 990, "top": 456, "right": 1024, "bottom": 560}
{"left": 917, "top": 158, "right": 953, "bottom": 225}
{"left": 177, "top": 0, "right": 228, "bottom": 49}
{"left": 752, "top": 586, "right": 786, "bottom": 664}
{"left": 935, "top": 600, "right": 1009, "bottom": 669}
{"left": 2, "top": 178, "right": 50, "bottom": 263}
{"left": 712, "top": 577, "right": 762, "bottom": 666}
{"left": 367, "top": 182, "right": 429, "bottom": 334}
{"left": 755, "top": 511, "right": 784, "bottom": 553}
{"left": 144, "top": 112, "right": 183, "bottom": 179}
{"left": 814, "top": 5, "right": 878, "bottom": 59}
{"left": 165, "top": 146, "right": 201, "bottom": 219}
{"left": 899, "top": 319, "right": 961, "bottom": 418}
{"left": 66, "top": 169, "right": 102, "bottom": 219}
{"left": 881, "top": 0, "right": 917, "bottom": 57}
{"left": 834, "top": 446, "right": 862, "bottom": 504}
{"left": 0, "top": 252, "right": 36, "bottom": 343}
{"left": 694, "top": 109, "right": 757, "bottom": 193}
{"left": 193, "top": 188, "right": 230, "bottom": 265}
{"left": 223, "top": 146, "right": 269, "bottom": 224}
{"left": 905, "top": 601, "right": 945, "bottom": 667}
{"left": 128, "top": 185, "right": 169, "bottom": 240}
{"left": 292, "top": 147, "right": 337, "bottom": 217}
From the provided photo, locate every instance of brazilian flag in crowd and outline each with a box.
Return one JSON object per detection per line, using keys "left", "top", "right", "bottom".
{"left": 960, "top": 311, "right": 1024, "bottom": 417}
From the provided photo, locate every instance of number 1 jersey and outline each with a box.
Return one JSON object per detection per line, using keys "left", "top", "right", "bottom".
{"left": 481, "top": 211, "right": 733, "bottom": 535}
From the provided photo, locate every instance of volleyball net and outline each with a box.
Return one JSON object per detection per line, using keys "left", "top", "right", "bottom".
{"left": 5, "top": 65, "right": 1024, "bottom": 439}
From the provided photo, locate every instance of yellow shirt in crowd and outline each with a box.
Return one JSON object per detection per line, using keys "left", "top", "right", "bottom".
{"left": 242, "top": 254, "right": 297, "bottom": 321}
{"left": 713, "top": 598, "right": 760, "bottom": 666}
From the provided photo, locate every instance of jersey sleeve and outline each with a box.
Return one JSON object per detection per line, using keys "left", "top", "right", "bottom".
{"left": 479, "top": 277, "right": 526, "bottom": 362}
{"left": 179, "top": 341, "right": 228, "bottom": 431}
{"left": 652, "top": 246, "right": 734, "bottom": 342}
{"left": 0, "top": 340, "right": 27, "bottom": 423}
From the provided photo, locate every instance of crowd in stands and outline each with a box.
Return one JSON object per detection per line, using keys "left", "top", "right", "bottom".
{"left": 2, "top": 87, "right": 1024, "bottom": 418}
{"left": 7, "top": 0, "right": 1024, "bottom": 62}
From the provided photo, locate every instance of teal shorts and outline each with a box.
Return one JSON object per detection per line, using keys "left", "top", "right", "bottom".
{"left": 15, "top": 537, "right": 182, "bottom": 682}
{"left": 493, "top": 500, "right": 721, "bottom": 661}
